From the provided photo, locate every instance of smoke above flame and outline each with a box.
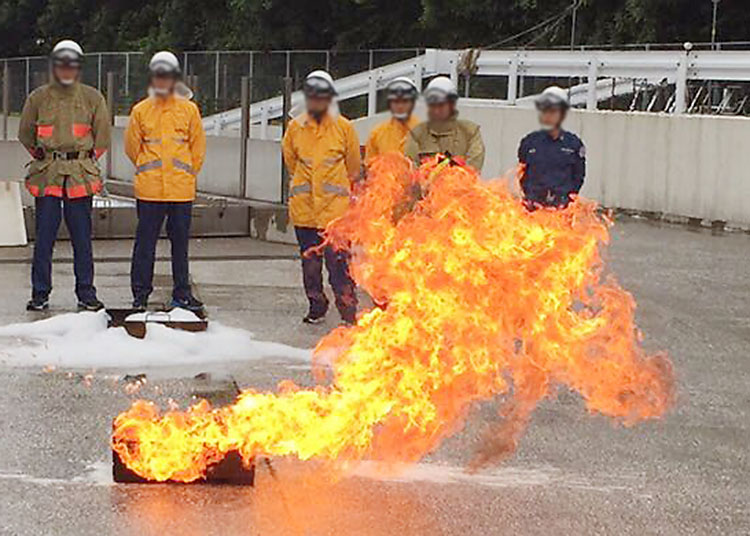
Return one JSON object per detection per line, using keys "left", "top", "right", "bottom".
{"left": 112, "top": 154, "right": 674, "bottom": 482}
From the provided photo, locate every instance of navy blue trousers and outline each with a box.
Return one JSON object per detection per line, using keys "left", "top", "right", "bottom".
{"left": 131, "top": 201, "right": 192, "bottom": 302}
{"left": 295, "top": 227, "right": 357, "bottom": 322}
{"left": 32, "top": 195, "right": 96, "bottom": 302}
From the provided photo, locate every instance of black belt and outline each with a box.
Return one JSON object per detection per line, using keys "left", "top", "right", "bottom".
{"left": 49, "top": 150, "right": 92, "bottom": 161}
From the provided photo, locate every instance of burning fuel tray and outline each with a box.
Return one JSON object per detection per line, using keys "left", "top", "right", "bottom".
{"left": 113, "top": 450, "right": 255, "bottom": 485}
{"left": 106, "top": 308, "right": 208, "bottom": 339}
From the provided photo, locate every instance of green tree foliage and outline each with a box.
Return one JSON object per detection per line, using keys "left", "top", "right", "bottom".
{"left": 0, "top": 0, "right": 748, "bottom": 57}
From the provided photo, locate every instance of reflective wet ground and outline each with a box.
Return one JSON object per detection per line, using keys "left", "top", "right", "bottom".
{"left": 0, "top": 222, "right": 748, "bottom": 535}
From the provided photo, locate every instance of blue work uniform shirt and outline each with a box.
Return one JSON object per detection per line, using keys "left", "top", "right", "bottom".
{"left": 518, "top": 129, "right": 586, "bottom": 207}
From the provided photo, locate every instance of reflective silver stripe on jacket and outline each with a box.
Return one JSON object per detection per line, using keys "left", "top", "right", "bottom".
{"left": 173, "top": 158, "right": 196, "bottom": 175}
{"left": 322, "top": 183, "right": 349, "bottom": 197}
{"left": 289, "top": 183, "right": 312, "bottom": 198}
{"left": 136, "top": 160, "right": 163, "bottom": 174}
{"left": 173, "top": 137, "right": 188, "bottom": 143}
{"left": 144, "top": 138, "right": 161, "bottom": 144}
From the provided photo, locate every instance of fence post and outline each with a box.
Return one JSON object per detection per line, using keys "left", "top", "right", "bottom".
{"left": 105, "top": 72, "right": 116, "bottom": 188}
{"left": 587, "top": 58, "right": 599, "bottom": 110}
{"left": 507, "top": 55, "right": 519, "bottom": 105}
{"left": 214, "top": 52, "right": 220, "bottom": 105}
{"left": 260, "top": 105, "right": 268, "bottom": 140}
{"left": 413, "top": 50, "right": 423, "bottom": 91}
{"left": 367, "top": 70, "right": 377, "bottom": 117}
{"left": 124, "top": 53, "right": 130, "bottom": 99}
{"left": 449, "top": 53, "right": 459, "bottom": 85}
{"left": 281, "top": 76, "right": 293, "bottom": 203}
{"left": 674, "top": 56, "right": 688, "bottom": 115}
{"left": 239, "top": 76, "right": 251, "bottom": 198}
{"left": 2, "top": 61, "right": 9, "bottom": 141}
{"left": 98, "top": 54, "right": 103, "bottom": 90}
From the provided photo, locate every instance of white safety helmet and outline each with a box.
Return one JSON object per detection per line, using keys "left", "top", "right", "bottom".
{"left": 424, "top": 76, "right": 458, "bottom": 104}
{"left": 386, "top": 77, "right": 419, "bottom": 101}
{"left": 51, "top": 40, "right": 84, "bottom": 66}
{"left": 304, "top": 70, "right": 337, "bottom": 97}
{"left": 536, "top": 86, "right": 570, "bottom": 111}
{"left": 149, "top": 51, "right": 181, "bottom": 76}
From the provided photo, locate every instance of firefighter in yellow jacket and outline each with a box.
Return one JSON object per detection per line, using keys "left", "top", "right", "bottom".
{"left": 282, "top": 70, "right": 361, "bottom": 325}
{"left": 365, "top": 77, "right": 420, "bottom": 164}
{"left": 18, "top": 40, "right": 111, "bottom": 312}
{"left": 125, "top": 51, "right": 207, "bottom": 313}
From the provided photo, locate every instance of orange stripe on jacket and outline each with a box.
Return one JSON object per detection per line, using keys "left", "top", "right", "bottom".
{"left": 72, "top": 124, "right": 92, "bottom": 137}
{"left": 36, "top": 125, "right": 54, "bottom": 138}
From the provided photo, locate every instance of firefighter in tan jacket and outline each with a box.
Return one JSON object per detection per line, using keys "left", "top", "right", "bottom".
{"left": 18, "top": 40, "right": 111, "bottom": 312}
{"left": 125, "top": 51, "right": 206, "bottom": 313}
{"left": 405, "top": 76, "right": 485, "bottom": 172}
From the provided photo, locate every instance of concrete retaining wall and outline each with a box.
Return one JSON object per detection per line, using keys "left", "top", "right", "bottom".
{"left": 5, "top": 106, "right": 750, "bottom": 227}
{"left": 458, "top": 105, "right": 750, "bottom": 226}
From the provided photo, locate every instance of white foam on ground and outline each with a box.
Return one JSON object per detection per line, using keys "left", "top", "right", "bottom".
{"left": 0, "top": 311, "right": 311, "bottom": 369}
{"left": 124, "top": 308, "right": 203, "bottom": 323}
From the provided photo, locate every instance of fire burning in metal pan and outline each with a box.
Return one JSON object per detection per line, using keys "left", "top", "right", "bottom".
{"left": 112, "top": 154, "right": 674, "bottom": 483}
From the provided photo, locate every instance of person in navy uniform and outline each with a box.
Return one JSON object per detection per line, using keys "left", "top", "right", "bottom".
{"left": 518, "top": 86, "right": 586, "bottom": 209}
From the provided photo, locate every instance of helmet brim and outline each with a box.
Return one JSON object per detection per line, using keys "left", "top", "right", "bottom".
{"left": 535, "top": 99, "right": 570, "bottom": 111}
{"left": 303, "top": 78, "right": 337, "bottom": 97}
{"left": 425, "top": 91, "right": 457, "bottom": 105}
{"left": 51, "top": 50, "right": 83, "bottom": 67}
{"left": 150, "top": 64, "right": 181, "bottom": 77}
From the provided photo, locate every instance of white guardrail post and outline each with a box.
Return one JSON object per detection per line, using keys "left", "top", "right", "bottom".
{"left": 367, "top": 70, "right": 378, "bottom": 117}
{"left": 674, "top": 55, "right": 689, "bottom": 115}
{"left": 587, "top": 56, "right": 599, "bottom": 110}
{"left": 507, "top": 54, "right": 519, "bottom": 105}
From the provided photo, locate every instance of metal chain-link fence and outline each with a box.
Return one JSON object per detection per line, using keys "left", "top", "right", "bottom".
{"left": 0, "top": 49, "right": 422, "bottom": 118}
{"left": 4, "top": 47, "right": 750, "bottom": 120}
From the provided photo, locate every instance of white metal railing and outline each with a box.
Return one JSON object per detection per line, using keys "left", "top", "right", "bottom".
{"left": 205, "top": 47, "right": 750, "bottom": 136}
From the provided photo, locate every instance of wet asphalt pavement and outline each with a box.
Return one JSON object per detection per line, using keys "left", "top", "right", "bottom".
{"left": 0, "top": 221, "right": 748, "bottom": 535}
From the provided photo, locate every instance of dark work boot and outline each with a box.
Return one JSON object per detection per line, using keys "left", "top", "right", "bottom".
{"left": 132, "top": 297, "right": 148, "bottom": 313}
{"left": 78, "top": 298, "right": 105, "bottom": 312}
{"left": 170, "top": 295, "right": 205, "bottom": 314}
{"left": 26, "top": 296, "right": 50, "bottom": 312}
{"left": 303, "top": 310, "right": 327, "bottom": 325}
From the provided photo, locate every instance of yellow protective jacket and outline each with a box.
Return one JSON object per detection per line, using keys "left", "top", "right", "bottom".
{"left": 282, "top": 112, "right": 361, "bottom": 229}
{"left": 365, "top": 116, "right": 420, "bottom": 164}
{"left": 125, "top": 94, "right": 206, "bottom": 202}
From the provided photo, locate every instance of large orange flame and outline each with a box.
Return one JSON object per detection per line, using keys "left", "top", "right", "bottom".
{"left": 112, "top": 154, "right": 674, "bottom": 482}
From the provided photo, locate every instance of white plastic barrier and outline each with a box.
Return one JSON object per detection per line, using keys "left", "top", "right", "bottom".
{"left": 0, "top": 181, "right": 28, "bottom": 246}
